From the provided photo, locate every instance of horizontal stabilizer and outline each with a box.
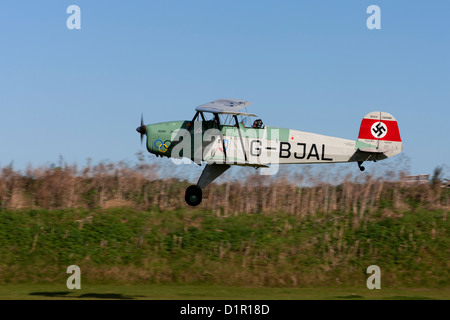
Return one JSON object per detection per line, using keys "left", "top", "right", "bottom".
{"left": 358, "top": 147, "right": 395, "bottom": 153}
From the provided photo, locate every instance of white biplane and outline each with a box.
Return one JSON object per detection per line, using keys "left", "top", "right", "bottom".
{"left": 136, "top": 99, "right": 403, "bottom": 206}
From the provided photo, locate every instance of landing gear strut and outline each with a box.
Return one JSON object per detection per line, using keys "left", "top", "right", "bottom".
{"left": 185, "top": 164, "right": 230, "bottom": 206}
{"left": 185, "top": 185, "right": 202, "bottom": 206}
{"left": 357, "top": 161, "right": 365, "bottom": 172}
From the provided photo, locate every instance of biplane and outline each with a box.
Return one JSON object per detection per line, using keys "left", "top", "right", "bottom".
{"left": 136, "top": 99, "right": 403, "bottom": 206}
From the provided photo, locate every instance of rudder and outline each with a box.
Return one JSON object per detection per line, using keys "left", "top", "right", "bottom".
{"left": 357, "top": 111, "right": 403, "bottom": 158}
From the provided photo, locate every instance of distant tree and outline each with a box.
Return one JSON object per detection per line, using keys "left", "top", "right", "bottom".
{"left": 430, "top": 165, "right": 444, "bottom": 188}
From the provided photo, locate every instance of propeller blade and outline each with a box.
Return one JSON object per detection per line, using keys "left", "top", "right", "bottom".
{"left": 136, "top": 113, "right": 146, "bottom": 146}
{"left": 140, "top": 113, "right": 144, "bottom": 145}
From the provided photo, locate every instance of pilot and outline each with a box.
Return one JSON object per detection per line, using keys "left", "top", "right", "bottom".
{"left": 252, "top": 119, "right": 263, "bottom": 129}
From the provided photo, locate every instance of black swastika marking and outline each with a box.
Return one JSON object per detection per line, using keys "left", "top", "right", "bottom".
{"left": 372, "top": 122, "right": 386, "bottom": 137}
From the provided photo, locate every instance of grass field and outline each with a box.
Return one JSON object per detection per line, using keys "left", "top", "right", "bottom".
{"left": 1, "top": 185, "right": 449, "bottom": 302}
{"left": 0, "top": 284, "right": 448, "bottom": 300}
{"left": 1, "top": 207, "right": 448, "bottom": 288}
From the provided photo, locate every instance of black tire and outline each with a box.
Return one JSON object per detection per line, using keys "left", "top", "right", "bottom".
{"left": 185, "top": 185, "right": 202, "bottom": 206}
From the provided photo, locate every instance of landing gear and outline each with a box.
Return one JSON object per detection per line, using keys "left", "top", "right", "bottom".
{"left": 357, "top": 161, "right": 365, "bottom": 172}
{"left": 186, "top": 164, "right": 230, "bottom": 206}
{"left": 185, "top": 185, "right": 202, "bottom": 206}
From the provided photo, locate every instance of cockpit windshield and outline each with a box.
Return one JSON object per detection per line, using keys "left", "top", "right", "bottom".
{"left": 217, "top": 114, "right": 260, "bottom": 128}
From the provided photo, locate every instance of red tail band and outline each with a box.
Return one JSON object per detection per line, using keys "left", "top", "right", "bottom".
{"left": 358, "top": 118, "right": 401, "bottom": 142}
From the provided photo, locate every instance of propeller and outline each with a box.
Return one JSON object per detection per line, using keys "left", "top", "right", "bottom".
{"left": 136, "top": 113, "right": 147, "bottom": 145}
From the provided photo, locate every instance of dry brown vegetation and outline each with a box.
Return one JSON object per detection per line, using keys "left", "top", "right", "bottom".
{"left": 1, "top": 155, "right": 448, "bottom": 216}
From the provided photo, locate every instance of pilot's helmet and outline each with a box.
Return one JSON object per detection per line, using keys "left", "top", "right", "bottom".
{"left": 252, "top": 119, "right": 263, "bottom": 128}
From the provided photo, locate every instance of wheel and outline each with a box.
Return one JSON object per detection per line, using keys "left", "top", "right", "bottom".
{"left": 357, "top": 161, "right": 365, "bottom": 172}
{"left": 185, "top": 185, "right": 202, "bottom": 206}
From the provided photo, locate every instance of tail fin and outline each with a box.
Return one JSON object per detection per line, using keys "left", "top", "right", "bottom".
{"left": 357, "top": 111, "right": 403, "bottom": 157}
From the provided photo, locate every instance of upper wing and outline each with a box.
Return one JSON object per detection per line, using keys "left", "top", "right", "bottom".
{"left": 195, "top": 99, "right": 256, "bottom": 117}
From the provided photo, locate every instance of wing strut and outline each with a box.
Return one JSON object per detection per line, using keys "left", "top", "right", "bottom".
{"left": 214, "top": 113, "right": 228, "bottom": 163}
{"left": 233, "top": 115, "right": 248, "bottom": 162}
{"left": 188, "top": 111, "right": 200, "bottom": 132}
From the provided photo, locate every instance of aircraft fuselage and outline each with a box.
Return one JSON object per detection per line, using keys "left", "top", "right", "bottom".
{"left": 143, "top": 120, "right": 398, "bottom": 166}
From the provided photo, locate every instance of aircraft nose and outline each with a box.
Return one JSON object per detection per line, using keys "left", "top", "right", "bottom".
{"left": 136, "top": 124, "right": 147, "bottom": 145}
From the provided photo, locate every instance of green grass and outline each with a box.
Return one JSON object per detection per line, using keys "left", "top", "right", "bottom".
{"left": 0, "top": 284, "right": 448, "bottom": 300}
{"left": 0, "top": 207, "right": 448, "bottom": 289}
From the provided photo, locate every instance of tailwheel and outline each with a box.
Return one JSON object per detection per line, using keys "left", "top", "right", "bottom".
{"left": 185, "top": 185, "right": 202, "bottom": 206}
{"left": 357, "top": 161, "right": 365, "bottom": 172}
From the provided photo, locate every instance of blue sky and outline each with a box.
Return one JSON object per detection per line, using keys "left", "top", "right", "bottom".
{"left": 0, "top": 0, "right": 449, "bottom": 177}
